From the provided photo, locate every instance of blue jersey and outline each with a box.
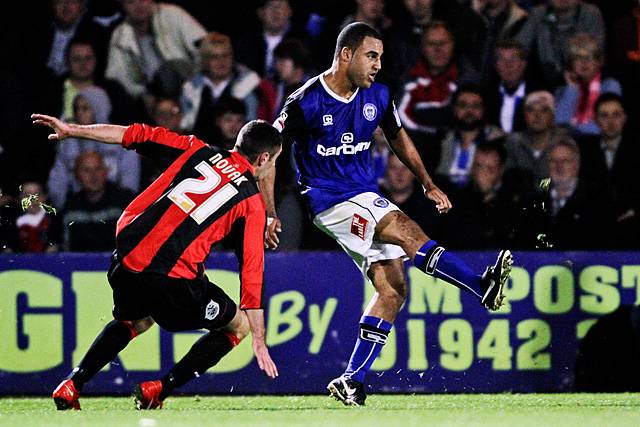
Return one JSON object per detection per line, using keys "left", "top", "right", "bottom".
{"left": 274, "top": 74, "right": 402, "bottom": 216}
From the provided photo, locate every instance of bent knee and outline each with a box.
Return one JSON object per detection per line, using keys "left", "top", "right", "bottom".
{"left": 122, "top": 317, "right": 155, "bottom": 338}
{"left": 378, "top": 282, "right": 407, "bottom": 306}
{"left": 225, "top": 309, "right": 250, "bottom": 342}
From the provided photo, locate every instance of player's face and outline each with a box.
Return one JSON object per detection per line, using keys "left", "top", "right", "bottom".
{"left": 254, "top": 147, "right": 282, "bottom": 180}
{"left": 596, "top": 101, "right": 626, "bottom": 139}
{"left": 348, "top": 36, "right": 383, "bottom": 89}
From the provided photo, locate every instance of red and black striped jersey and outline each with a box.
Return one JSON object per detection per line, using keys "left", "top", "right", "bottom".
{"left": 115, "top": 124, "right": 266, "bottom": 309}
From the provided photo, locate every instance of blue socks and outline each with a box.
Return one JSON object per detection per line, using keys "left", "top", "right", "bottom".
{"left": 343, "top": 315, "right": 392, "bottom": 383}
{"left": 414, "top": 240, "right": 482, "bottom": 298}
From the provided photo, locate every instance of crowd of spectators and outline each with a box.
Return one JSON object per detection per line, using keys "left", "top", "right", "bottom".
{"left": 1, "top": 0, "right": 639, "bottom": 253}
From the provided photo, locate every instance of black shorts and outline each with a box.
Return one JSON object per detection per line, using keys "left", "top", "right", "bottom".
{"left": 107, "top": 259, "right": 237, "bottom": 332}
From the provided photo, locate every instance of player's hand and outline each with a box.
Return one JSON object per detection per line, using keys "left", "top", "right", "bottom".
{"left": 252, "top": 338, "right": 279, "bottom": 378}
{"left": 31, "top": 113, "right": 71, "bottom": 141}
{"left": 264, "top": 215, "right": 281, "bottom": 250}
{"left": 424, "top": 184, "right": 452, "bottom": 214}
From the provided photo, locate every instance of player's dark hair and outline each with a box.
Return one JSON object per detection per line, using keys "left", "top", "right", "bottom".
{"left": 334, "top": 22, "right": 382, "bottom": 59}
{"left": 594, "top": 92, "right": 625, "bottom": 114}
{"left": 235, "top": 120, "right": 283, "bottom": 163}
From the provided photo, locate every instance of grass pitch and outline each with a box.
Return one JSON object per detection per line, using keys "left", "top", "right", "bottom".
{"left": 0, "top": 394, "right": 638, "bottom": 427}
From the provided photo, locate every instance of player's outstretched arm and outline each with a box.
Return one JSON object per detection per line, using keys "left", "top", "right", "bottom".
{"left": 31, "top": 113, "right": 127, "bottom": 144}
{"left": 388, "top": 128, "right": 452, "bottom": 214}
{"left": 245, "top": 309, "right": 279, "bottom": 378}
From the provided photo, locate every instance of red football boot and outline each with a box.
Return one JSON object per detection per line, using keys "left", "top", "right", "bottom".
{"left": 52, "top": 379, "right": 81, "bottom": 410}
{"left": 133, "top": 380, "right": 164, "bottom": 409}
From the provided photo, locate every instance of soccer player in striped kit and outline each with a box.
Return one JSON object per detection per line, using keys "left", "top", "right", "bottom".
{"left": 262, "top": 22, "right": 513, "bottom": 406}
{"left": 32, "top": 113, "right": 280, "bottom": 410}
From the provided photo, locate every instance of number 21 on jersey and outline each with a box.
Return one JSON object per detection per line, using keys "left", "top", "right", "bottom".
{"left": 167, "top": 161, "right": 238, "bottom": 224}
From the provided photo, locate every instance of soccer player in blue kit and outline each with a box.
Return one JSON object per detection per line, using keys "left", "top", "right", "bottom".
{"left": 262, "top": 22, "right": 514, "bottom": 406}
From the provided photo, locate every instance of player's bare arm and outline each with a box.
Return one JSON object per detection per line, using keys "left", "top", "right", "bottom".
{"left": 387, "top": 128, "right": 452, "bottom": 213}
{"left": 244, "top": 309, "right": 279, "bottom": 378}
{"left": 31, "top": 113, "right": 127, "bottom": 144}
{"left": 257, "top": 166, "right": 281, "bottom": 250}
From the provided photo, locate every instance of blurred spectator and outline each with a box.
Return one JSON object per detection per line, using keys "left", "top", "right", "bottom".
{"left": 15, "top": 181, "right": 61, "bottom": 253}
{"left": 180, "top": 32, "right": 276, "bottom": 140}
{"left": 338, "top": 0, "right": 392, "bottom": 32}
{"left": 381, "top": 0, "right": 487, "bottom": 95}
{"left": 139, "top": 96, "right": 185, "bottom": 187}
{"left": 554, "top": 32, "right": 621, "bottom": 136}
{"left": 47, "top": 87, "right": 141, "bottom": 209}
{"left": 210, "top": 97, "right": 247, "bottom": 150}
{"left": 443, "top": 138, "right": 525, "bottom": 249}
{"left": 105, "top": 0, "right": 206, "bottom": 111}
{"left": 398, "top": 21, "right": 479, "bottom": 137}
{"left": 473, "top": 0, "right": 529, "bottom": 76}
{"left": 434, "top": 83, "right": 504, "bottom": 187}
{"left": 0, "top": 188, "right": 19, "bottom": 253}
{"left": 380, "top": 153, "right": 443, "bottom": 240}
{"left": 234, "top": 0, "right": 309, "bottom": 79}
{"left": 578, "top": 93, "right": 640, "bottom": 248}
{"left": 609, "top": 2, "right": 640, "bottom": 118}
{"left": 62, "top": 150, "right": 135, "bottom": 252}
{"left": 271, "top": 38, "right": 315, "bottom": 118}
{"left": 37, "top": 0, "right": 112, "bottom": 79}
{"left": 150, "top": 96, "right": 184, "bottom": 133}
{"left": 525, "top": 137, "right": 615, "bottom": 249}
{"left": 516, "top": 0, "right": 606, "bottom": 89}
{"left": 40, "top": 38, "right": 144, "bottom": 125}
{"left": 485, "top": 38, "right": 543, "bottom": 133}
{"left": 473, "top": 0, "right": 528, "bottom": 39}
{"left": 504, "top": 90, "right": 569, "bottom": 184}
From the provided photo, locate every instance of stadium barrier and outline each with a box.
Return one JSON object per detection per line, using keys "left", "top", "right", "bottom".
{"left": 1, "top": 251, "right": 639, "bottom": 395}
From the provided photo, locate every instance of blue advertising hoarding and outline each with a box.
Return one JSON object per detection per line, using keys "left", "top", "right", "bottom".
{"left": 1, "top": 251, "right": 639, "bottom": 395}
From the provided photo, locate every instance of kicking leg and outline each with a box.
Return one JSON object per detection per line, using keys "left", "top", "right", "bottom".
{"left": 375, "top": 211, "right": 512, "bottom": 310}
{"left": 53, "top": 317, "right": 154, "bottom": 410}
{"left": 329, "top": 258, "right": 406, "bottom": 406}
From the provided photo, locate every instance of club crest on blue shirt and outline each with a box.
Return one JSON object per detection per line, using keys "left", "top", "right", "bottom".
{"left": 363, "top": 103, "right": 377, "bottom": 121}
{"left": 373, "top": 197, "right": 389, "bottom": 208}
